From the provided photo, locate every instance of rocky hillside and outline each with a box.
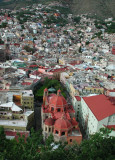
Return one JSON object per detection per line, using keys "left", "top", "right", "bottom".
{"left": 0, "top": 0, "right": 115, "bottom": 19}
{"left": 70, "top": 0, "right": 115, "bottom": 18}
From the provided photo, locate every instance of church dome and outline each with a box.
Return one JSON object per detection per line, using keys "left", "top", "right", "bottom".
{"left": 49, "top": 90, "right": 68, "bottom": 109}
{"left": 54, "top": 116, "right": 72, "bottom": 130}
{"left": 45, "top": 118, "right": 54, "bottom": 126}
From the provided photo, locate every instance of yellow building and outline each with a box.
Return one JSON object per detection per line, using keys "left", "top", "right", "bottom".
{"left": 70, "top": 83, "right": 80, "bottom": 97}
{"left": 84, "top": 87, "right": 104, "bottom": 94}
{"left": 21, "top": 90, "right": 34, "bottom": 110}
{"left": 59, "top": 58, "right": 65, "bottom": 65}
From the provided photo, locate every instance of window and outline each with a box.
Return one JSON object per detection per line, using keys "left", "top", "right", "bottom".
{"left": 49, "top": 128, "right": 51, "bottom": 132}
{"left": 57, "top": 108, "right": 60, "bottom": 112}
{"left": 61, "top": 132, "right": 65, "bottom": 136}
{"left": 70, "top": 139, "right": 72, "bottom": 142}
{"left": 45, "top": 127, "right": 47, "bottom": 131}
{"left": 56, "top": 130, "right": 58, "bottom": 134}
{"left": 68, "top": 130, "right": 71, "bottom": 134}
{"left": 51, "top": 107, "right": 54, "bottom": 111}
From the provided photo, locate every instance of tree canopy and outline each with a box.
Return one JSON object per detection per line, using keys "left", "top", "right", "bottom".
{"left": 35, "top": 78, "right": 67, "bottom": 98}
{"left": 0, "top": 126, "right": 115, "bottom": 160}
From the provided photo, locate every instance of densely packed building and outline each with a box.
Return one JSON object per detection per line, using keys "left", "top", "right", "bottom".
{"left": 0, "top": 1, "right": 115, "bottom": 140}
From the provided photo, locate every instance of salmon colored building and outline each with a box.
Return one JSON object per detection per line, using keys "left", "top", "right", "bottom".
{"left": 41, "top": 88, "right": 82, "bottom": 144}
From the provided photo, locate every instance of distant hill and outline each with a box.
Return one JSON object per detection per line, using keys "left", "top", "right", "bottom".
{"left": 0, "top": 0, "right": 38, "bottom": 9}
{"left": 70, "top": 0, "right": 115, "bottom": 19}
{"left": 0, "top": 0, "right": 115, "bottom": 19}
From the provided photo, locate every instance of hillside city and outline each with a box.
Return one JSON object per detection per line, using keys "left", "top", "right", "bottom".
{"left": 0, "top": 1, "right": 115, "bottom": 147}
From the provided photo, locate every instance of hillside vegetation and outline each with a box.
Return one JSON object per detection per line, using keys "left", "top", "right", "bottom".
{"left": 0, "top": 0, "right": 115, "bottom": 19}
{"left": 71, "top": 0, "right": 115, "bottom": 19}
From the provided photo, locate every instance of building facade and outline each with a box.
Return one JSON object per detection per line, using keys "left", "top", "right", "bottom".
{"left": 41, "top": 88, "right": 82, "bottom": 144}
{"left": 0, "top": 102, "right": 34, "bottom": 132}
{"left": 79, "top": 95, "right": 115, "bottom": 137}
{"left": 21, "top": 90, "right": 34, "bottom": 110}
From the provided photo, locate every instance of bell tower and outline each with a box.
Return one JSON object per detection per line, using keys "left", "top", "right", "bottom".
{"left": 43, "top": 88, "right": 48, "bottom": 106}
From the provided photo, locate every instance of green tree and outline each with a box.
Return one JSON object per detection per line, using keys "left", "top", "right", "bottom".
{"left": 0, "top": 38, "right": 4, "bottom": 44}
{"left": 79, "top": 46, "right": 82, "bottom": 53}
{"left": 74, "top": 16, "right": 81, "bottom": 23}
{"left": 85, "top": 41, "right": 90, "bottom": 45}
{"left": 0, "top": 126, "right": 115, "bottom": 160}
{"left": 0, "top": 22, "right": 7, "bottom": 28}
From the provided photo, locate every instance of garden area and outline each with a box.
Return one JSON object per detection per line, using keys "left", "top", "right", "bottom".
{"left": 34, "top": 77, "right": 67, "bottom": 101}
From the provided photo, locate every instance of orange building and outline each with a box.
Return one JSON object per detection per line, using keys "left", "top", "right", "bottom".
{"left": 41, "top": 88, "right": 82, "bottom": 144}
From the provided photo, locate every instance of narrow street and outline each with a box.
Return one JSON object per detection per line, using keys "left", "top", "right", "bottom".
{"left": 34, "top": 102, "right": 42, "bottom": 131}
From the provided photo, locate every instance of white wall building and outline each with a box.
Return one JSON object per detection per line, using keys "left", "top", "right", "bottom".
{"left": 79, "top": 94, "right": 115, "bottom": 137}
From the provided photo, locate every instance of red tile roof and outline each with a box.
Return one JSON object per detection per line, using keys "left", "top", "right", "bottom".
{"left": 108, "top": 89, "right": 115, "bottom": 92}
{"left": 14, "top": 43, "right": 20, "bottom": 46}
{"left": 5, "top": 130, "right": 29, "bottom": 141}
{"left": 50, "top": 67, "right": 69, "bottom": 73}
{"left": 54, "top": 117, "right": 72, "bottom": 130}
{"left": 106, "top": 125, "right": 115, "bottom": 131}
{"left": 75, "top": 96, "right": 81, "bottom": 101}
{"left": 45, "top": 118, "right": 54, "bottom": 126}
{"left": 21, "top": 82, "right": 32, "bottom": 85}
{"left": 106, "top": 125, "right": 115, "bottom": 130}
{"left": 83, "top": 94, "right": 115, "bottom": 121}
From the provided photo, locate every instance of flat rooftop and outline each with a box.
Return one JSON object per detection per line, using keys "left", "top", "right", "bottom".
{"left": 0, "top": 119, "right": 27, "bottom": 127}
{"left": 68, "top": 130, "right": 81, "bottom": 136}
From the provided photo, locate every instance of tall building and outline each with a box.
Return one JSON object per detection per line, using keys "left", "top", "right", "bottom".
{"left": 79, "top": 95, "right": 115, "bottom": 137}
{"left": 41, "top": 88, "right": 82, "bottom": 144}
{"left": 21, "top": 90, "right": 34, "bottom": 110}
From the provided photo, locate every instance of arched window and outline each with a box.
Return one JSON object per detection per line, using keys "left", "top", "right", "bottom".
{"left": 56, "top": 130, "right": 58, "bottom": 134}
{"left": 61, "top": 132, "right": 65, "bottom": 136}
{"left": 57, "top": 108, "right": 60, "bottom": 112}
{"left": 51, "top": 107, "right": 54, "bottom": 111}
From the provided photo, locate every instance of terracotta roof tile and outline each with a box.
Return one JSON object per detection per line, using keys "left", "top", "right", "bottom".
{"left": 83, "top": 94, "right": 115, "bottom": 121}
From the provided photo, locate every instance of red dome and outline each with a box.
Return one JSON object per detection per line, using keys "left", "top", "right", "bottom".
{"left": 54, "top": 112, "right": 63, "bottom": 119}
{"left": 49, "top": 94, "right": 68, "bottom": 109}
{"left": 54, "top": 117, "right": 72, "bottom": 130}
{"left": 45, "top": 118, "right": 54, "bottom": 126}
